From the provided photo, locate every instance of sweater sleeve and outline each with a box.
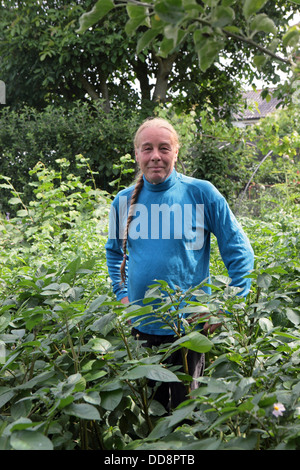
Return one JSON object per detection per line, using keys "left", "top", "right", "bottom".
{"left": 206, "top": 190, "right": 254, "bottom": 296}
{"left": 105, "top": 200, "right": 128, "bottom": 301}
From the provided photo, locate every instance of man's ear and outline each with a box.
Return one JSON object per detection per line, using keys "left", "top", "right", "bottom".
{"left": 175, "top": 146, "right": 179, "bottom": 161}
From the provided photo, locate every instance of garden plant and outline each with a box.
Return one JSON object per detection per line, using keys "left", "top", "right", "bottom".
{"left": 0, "top": 138, "right": 299, "bottom": 449}
{"left": 1, "top": 0, "right": 299, "bottom": 452}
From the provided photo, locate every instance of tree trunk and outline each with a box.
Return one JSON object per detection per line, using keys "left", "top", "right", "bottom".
{"left": 152, "top": 52, "right": 178, "bottom": 103}
{"left": 79, "top": 73, "right": 110, "bottom": 113}
{"left": 133, "top": 57, "right": 152, "bottom": 102}
{"left": 98, "top": 68, "right": 111, "bottom": 114}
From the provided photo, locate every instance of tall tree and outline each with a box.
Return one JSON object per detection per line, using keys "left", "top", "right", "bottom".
{"left": 77, "top": 0, "right": 300, "bottom": 104}
{"left": 0, "top": 0, "right": 298, "bottom": 114}
{"left": 0, "top": 0, "right": 139, "bottom": 111}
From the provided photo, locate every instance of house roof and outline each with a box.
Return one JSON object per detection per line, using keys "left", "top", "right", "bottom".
{"left": 235, "top": 88, "right": 281, "bottom": 121}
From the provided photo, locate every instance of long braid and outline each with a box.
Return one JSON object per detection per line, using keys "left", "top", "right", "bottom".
{"left": 120, "top": 172, "right": 144, "bottom": 284}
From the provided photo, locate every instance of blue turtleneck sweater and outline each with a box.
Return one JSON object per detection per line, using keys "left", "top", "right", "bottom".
{"left": 105, "top": 170, "right": 254, "bottom": 335}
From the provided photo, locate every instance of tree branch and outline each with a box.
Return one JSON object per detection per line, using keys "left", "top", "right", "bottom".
{"left": 79, "top": 74, "right": 100, "bottom": 101}
{"left": 115, "top": 0, "right": 293, "bottom": 67}
{"left": 192, "top": 16, "right": 293, "bottom": 66}
{"left": 222, "top": 30, "right": 292, "bottom": 66}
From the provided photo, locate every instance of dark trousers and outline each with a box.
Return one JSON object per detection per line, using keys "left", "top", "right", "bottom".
{"left": 131, "top": 328, "right": 205, "bottom": 411}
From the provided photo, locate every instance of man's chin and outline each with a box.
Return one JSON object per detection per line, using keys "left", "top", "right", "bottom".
{"left": 146, "top": 170, "right": 169, "bottom": 185}
{"left": 148, "top": 176, "right": 165, "bottom": 185}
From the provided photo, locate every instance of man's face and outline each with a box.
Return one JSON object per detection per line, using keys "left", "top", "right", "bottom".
{"left": 135, "top": 126, "right": 178, "bottom": 184}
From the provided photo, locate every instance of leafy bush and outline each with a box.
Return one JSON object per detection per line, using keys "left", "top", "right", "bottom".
{"left": 0, "top": 159, "right": 299, "bottom": 450}
{"left": 1, "top": 100, "right": 299, "bottom": 219}
{"left": 0, "top": 102, "right": 139, "bottom": 214}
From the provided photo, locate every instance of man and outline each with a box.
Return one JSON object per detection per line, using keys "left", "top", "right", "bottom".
{"left": 105, "top": 117, "right": 254, "bottom": 409}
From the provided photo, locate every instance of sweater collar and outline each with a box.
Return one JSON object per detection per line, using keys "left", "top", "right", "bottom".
{"left": 143, "top": 169, "right": 178, "bottom": 192}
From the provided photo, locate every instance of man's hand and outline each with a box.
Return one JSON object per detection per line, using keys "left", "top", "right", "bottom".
{"left": 203, "top": 321, "right": 222, "bottom": 334}
{"left": 187, "top": 312, "right": 222, "bottom": 334}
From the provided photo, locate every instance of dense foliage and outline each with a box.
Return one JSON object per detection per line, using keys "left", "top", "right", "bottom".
{"left": 1, "top": 0, "right": 299, "bottom": 452}
{"left": 0, "top": 0, "right": 244, "bottom": 115}
{"left": 1, "top": 99, "right": 299, "bottom": 214}
{"left": 0, "top": 147, "right": 299, "bottom": 450}
{"left": 0, "top": 101, "right": 140, "bottom": 215}
{"left": 78, "top": 0, "right": 300, "bottom": 98}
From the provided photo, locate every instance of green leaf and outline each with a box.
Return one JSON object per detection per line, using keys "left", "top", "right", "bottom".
{"left": 198, "top": 377, "right": 230, "bottom": 394}
{"left": 137, "top": 29, "right": 160, "bottom": 54}
{"left": 122, "top": 304, "right": 153, "bottom": 320}
{"left": 83, "top": 391, "right": 101, "bottom": 406}
{"left": 164, "top": 24, "right": 180, "bottom": 42}
{"left": 202, "top": 0, "right": 219, "bottom": 5}
{"left": 253, "top": 54, "right": 267, "bottom": 69}
{"left": 88, "top": 312, "right": 117, "bottom": 336}
{"left": 66, "top": 373, "right": 86, "bottom": 393}
{"left": 172, "top": 331, "right": 213, "bottom": 353}
{"left": 223, "top": 25, "right": 242, "bottom": 34}
{"left": 8, "top": 197, "right": 22, "bottom": 205}
{"left": 0, "top": 312, "right": 11, "bottom": 333}
{"left": 9, "top": 418, "right": 41, "bottom": 432}
{"left": 212, "top": 6, "right": 235, "bottom": 27}
{"left": 257, "top": 272, "right": 272, "bottom": 289}
{"left": 86, "top": 294, "right": 107, "bottom": 313}
{"left": 64, "top": 256, "right": 82, "bottom": 277}
{"left": 283, "top": 26, "right": 300, "bottom": 48}
{"left": 123, "top": 364, "right": 181, "bottom": 382}
{"left": 125, "top": 5, "right": 149, "bottom": 36}
{"left": 250, "top": 14, "right": 277, "bottom": 35}
{"left": 125, "top": 17, "right": 147, "bottom": 36}
{"left": 16, "top": 209, "right": 29, "bottom": 217}
{"left": 154, "top": 0, "right": 185, "bottom": 24}
{"left": 259, "top": 317, "right": 273, "bottom": 332}
{"left": 10, "top": 430, "right": 53, "bottom": 450}
{"left": 207, "top": 409, "right": 239, "bottom": 432}
{"left": 64, "top": 403, "right": 100, "bottom": 420}
{"left": 85, "top": 337, "right": 112, "bottom": 353}
{"left": 76, "top": 0, "right": 115, "bottom": 33}
{"left": 57, "top": 395, "right": 74, "bottom": 410}
{"left": 194, "top": 33, "right": 223, "bottom": 71}
{"left": 0, "top": 388, "right": 16, "bottom": 409}
{"left": 100, "top": 389, "right": 123, "bottom": 410}
{"left": 221, "top": 0, "right": 237, "bottom": 6}
{"left": 286, "top": 308, "right": 300, "bottom": 326}
{"left": 84, "top": 369, "right": 107, "bottom": 382}
{"left": 148, "top": 402, "right": 196, "bottom": 439}
{"left": 182, "top": 0, "right": 204, "bottom": 12}
{"left": 158, "top": 37, "right": 176, "bottom": 57}
{"left": 126, "top": 4, "right": 147, "bottom": 19}
{"left": 243, "top": 0, "right": 268, "bottom": 19}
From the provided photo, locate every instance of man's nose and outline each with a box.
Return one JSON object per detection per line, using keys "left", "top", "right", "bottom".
{"left": 151, "top": 147, "right": 161, "bottom": 160}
